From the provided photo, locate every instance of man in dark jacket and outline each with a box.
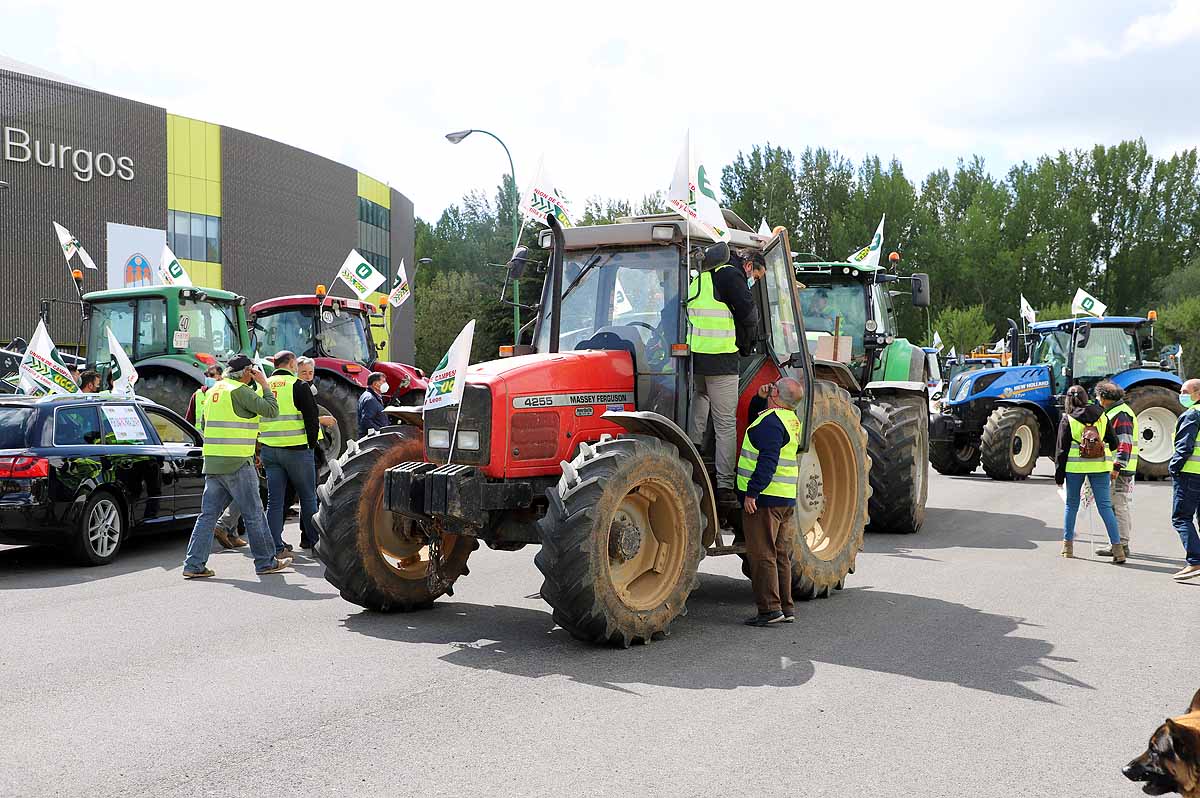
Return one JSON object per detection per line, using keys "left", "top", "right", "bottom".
{"left": 738, "top": 377, "right": 804, "bottom": 627}
{"left": 687, "top": 248, "right": 758, "bottom": 503}
{"left": 260, "top": 350, "right": 323, "bottom": 555}
{"left": 1054, "top": 384, "right": 1123, "bottom": 561}
{"left": 1169, "top": 378, "right": 1200, "bottom": 581}
{"left": 358, "top": 371, "right": 390, "bottom": 437}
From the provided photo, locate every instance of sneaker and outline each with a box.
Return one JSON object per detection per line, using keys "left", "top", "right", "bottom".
{"left": 743, "top": 610, "right": 785, "bottom": 627}
{"left": 213, "top": 528, "right": 237, "bottom": 549}
{"left": 183, "top": 568, "right": 215, "bottom": 579}
{"left": 782, "top": 610, "right": 795, "bottom": 623}
{"left": 256, "top": 557, "right": 293, "bottom": 575}
{"left": 1096, "top": 543, "right": 1131, "bottom": 557}
{"left": 1172, "top": 564, "right": 1200, "bottom": 582}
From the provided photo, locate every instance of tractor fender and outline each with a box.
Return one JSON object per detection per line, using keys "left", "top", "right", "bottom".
{"left": 1110, "top": 369, "right": 1184, "bottom": 392}
{"left": 994, "top": 398, "right": 1057, "bottom": 445}
{"left": 875, "top": 338, "right": 926, "bottom": 383}
{"left": 602, "top": 409, "right": 720, "bottom": 549}
{"left": 813, "top": 359, "right": 861, "bottom": 394}
{"left": 865, "top": 380, "right": 927, "bottom": 396}
{"left": 134, "top": 357, "right": 208, "bottom": 385}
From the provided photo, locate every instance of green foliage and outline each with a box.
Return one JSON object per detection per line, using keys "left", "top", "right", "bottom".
{"left": 933, "top": 306, "right": 995, "bottom": 355}
{"left": 1035, "top": 301, "right": 1074, "bottom": 323}
{"left": 1158, "top": 296, "right": 1200, "bottom": 377}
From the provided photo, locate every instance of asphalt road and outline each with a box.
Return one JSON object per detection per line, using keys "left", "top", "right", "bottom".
{"left": 1, "top": 462, "right": 1195, "bottom": 797}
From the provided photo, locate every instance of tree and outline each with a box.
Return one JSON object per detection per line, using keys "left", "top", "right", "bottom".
{"left": 933, "top": 306, "right": 995, "bottom": 355}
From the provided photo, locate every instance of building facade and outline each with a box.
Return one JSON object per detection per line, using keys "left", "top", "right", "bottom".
{"left": 0, "top": 57, "right": 415, "bottom": 362}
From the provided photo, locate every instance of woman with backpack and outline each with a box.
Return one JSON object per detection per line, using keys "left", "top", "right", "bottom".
{"left": 1055, "top": 384, "right": 1125, "bottom": 562}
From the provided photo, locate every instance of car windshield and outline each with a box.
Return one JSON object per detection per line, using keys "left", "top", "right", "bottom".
{"left": 320, "top": 309, "right": 374, "bottom": 363}
{"left": 535, "top": 246, "right": 681, "bottom": 356}
{"left": 0, "top": 407, "right": 32, "bottom": 448}
{"left": 178, "top": 298, "right": 242, "bottom": 358}
{"left": 800, "top": 281, "right": 867, "bottom": 360}
{"left": 254, "top": 308, "right": 315, "bottom": 357}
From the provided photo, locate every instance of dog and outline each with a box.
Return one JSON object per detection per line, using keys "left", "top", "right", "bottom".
{"left": 1124, "top": 689, "right": 1200, "bottom": 795}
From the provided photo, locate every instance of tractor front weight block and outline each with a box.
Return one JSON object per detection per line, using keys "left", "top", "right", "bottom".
{"left": 384, "top": 462, "right": 534, "bottom": 535}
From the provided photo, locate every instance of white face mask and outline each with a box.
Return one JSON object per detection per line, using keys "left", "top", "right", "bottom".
{"left": 379, "top": 382, "right": 390, "bottom": 394}
{"left": 747, "top": 277, "right": 756, "bottom": 288}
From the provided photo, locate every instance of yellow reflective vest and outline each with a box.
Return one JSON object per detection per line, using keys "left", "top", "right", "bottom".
{"left": 1104, "top": 401, "right": 1138, "bottom": 473}
{"left": 1066, "top": 413, "right": 1111, "bottom": 474}
{"left": 736, "top": 407, "right": 802, "bottom": 499}
{"left": 686, "top": 265, "right": 738, "bottom": 355}
{"left": 260, "top": 371, "right": 307, "bottom": 447}
{"left": 201, "top": 379, "right": 260, "bottom": 459}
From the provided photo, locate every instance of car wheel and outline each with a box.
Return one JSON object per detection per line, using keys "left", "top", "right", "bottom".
{"left": 70, "top": 491, "right": 125, "bottom": 566}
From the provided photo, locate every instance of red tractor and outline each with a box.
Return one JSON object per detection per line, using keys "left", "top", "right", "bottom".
{"left": 314, "top": 213, "right": 871, "bottom": 645}
{"left": 248, "top": 293, "right": 426, "bottom": 460}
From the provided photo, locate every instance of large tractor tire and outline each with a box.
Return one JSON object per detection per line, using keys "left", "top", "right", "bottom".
{"left": 1125, "top": 385, "right": 1184, "bottom": 481}
{"left": 930, "top": 438, "right": 981, "bottom": 476}
{"left": 980, "top": 406, "right": 1040, "bottom": 481}
{"left": 863, "top": 394, "right": 929, "bottom": 534}
{"left": 136, "top": 371, "right": 199, "bottom": 414}
{"left": 535, "top": 435, "right": 705, "bottom": 646}
{"left": 314, "top": 428, "right": 473, "bottom": 612}
{"left": 791, "top": 380, "right": 870, "bottom": 600}
{"left": 314, "top": 375, "right": 361, "bottom": 461}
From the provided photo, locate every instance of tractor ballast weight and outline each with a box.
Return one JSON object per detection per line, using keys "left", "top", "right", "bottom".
{"left": 931, "top": 315, "right": 1184, "bottom": 480}
{"left": 314, "top": 210, "right": 872, "bottom": 645}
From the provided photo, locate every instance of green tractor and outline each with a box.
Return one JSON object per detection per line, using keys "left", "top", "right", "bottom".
{"left": 796, "top": 257, "right": 932, "bottom": 534}
{"left": 83, "top": 285, "right": 253, "bottom": 409}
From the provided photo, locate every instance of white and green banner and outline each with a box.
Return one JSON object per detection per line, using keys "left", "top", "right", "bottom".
{"left": 667, "top": 131, "right": 729, "bottom": 242}
{"left": 1071, "top": 287, "right": 1107, "bottom": 318}
{"left": 19, "top": 320, "right": 79, "bottom": 396}
{"left": 336, "top": 249, "right": 386, "bottom": 301}
{"left": 847, "top": 215, "right": 885, "bottom": 267}
{"left": 519, "top": 156, "right": 574, "bottom": 228}
{"left": 423, "top": 319, "right": 475, "bottom": 412}
{"left": 387, "top": 259, "right": 411, "bottom": 308}
{"left": 105, "top": 325, "right": 139, "bottom": 396}
{"left": 52, "top": 220, "right": 97, "bottom": 270}
{"left": 158, "top": 243, "right": 192, "bottom": 287}
{"left": 932, "top": 330, "right": 943, "bottom": 352}
{"left": 758, "top": 218, "right": 771, "bottom": 237}
{"left": 1020, "top": 294, "right": 1037, "bottom": 324}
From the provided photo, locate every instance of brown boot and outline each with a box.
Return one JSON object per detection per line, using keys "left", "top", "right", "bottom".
{"left": 213, "top": 528, "right": 237, "bottom": 549}
{"left": 1111, "top": 543, "right": 1126, "bottom": 564}
{"left": 1060, "top": 540, "right": 1073, "bottom": 558}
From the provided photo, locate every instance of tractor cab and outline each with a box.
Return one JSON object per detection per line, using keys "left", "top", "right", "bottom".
{"left": 1026, "top": 316, "right": 1163, "bottom": 394}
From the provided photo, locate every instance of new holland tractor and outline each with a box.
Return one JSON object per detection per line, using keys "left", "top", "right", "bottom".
{"left": 795, "top": 257, "right": 931, "bottom": 534}
{"left": 931, "top": 315, "right": 1184, "bottom": 480}
{"left": 314, "top": 212, "right": 872, "bottom": 646}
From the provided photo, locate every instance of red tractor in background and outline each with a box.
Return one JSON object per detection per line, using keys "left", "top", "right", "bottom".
{"left": 249, "top": 293, "right": 426, "bottom": 460}
{"left": 314, "top": 212, "right": 872, "bottom": 646}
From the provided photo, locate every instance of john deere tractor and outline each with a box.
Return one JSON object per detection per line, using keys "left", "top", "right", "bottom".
{"left": 795, "top": 257, "right": 931, "bottom": 534}
{"left": 314, "top": 212, "right": 872, "bottom": 646}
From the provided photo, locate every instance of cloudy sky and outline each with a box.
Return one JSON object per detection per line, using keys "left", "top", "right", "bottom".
{"left": 3, "top": 0, "right": 1198, "bottom": 220}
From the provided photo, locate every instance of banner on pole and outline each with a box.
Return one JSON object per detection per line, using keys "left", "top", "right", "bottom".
{"left": 1071, "top": 288, "right": 1107, "bottom": 318}
{"left": 519, "top": 156, "right": 574, "bottom": 228}
{"left": 158, "top": 243, "right": 192, "bottom": 287}
{"left": 423, "top": 320, "right": 475, "bottom": 411}
{"left": 336, "top": 250, "right": 386, "bottom": 301}
{"left": 666, "top": 131, "right": 730, "bottom": 242}
{"left": 387, "top": 259, "right": 411, "bottom": 308}
{"left": 19, "top": 320, "right": 79, "bottom": 396}
{"left": 847, "top": 215, "right": 885, "bottom": 267}
{"left": 105, "top": 325, "right": 139, "bottom": 396}
{"left": 52, "top": 221, "right": 97, "bottom": 270}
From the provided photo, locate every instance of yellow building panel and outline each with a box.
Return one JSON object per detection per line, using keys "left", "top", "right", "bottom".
{"left": 189, "top": 119, "right": 206, "bottom": 178}
{"left": 357, "top": 172, "right": 391, "bottom": 208}
{"left": 190, "top": 177, "right": 207, "bottom": 215}
{"left": 181, "top": 260, "right": 222, "bottom": 290}
{"left": 205, "top": 124, "right": 220, "bottom": 182}
{"left": 206, "top": 180, "right": 221, "bottom": 217}
{"left": 167, "top": 173, "right": 178, "bottom": 207}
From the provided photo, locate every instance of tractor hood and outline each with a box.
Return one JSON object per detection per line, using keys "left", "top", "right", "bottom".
{"left": 944, "top": 364, "right": 1053, "bottom": 406}
{"left": 462, "top": 350, "right": 636, "bottom": 404}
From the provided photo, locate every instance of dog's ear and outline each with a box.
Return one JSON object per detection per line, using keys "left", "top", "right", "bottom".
{"left": 1166, "top": 719, "right": 1200, "bottom": 762}
{"left": 1187, "top": 688, "right": 1200, "bottom": 715}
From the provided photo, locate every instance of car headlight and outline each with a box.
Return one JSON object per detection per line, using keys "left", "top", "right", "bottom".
{"left": 955, "top": 380, "right": 972, "bottom": 402}
{"left": 427, "top": 428, "right": 450, "bottom": 448}
{"left": 457, "top": 430, "right": 480, "bottom": 451}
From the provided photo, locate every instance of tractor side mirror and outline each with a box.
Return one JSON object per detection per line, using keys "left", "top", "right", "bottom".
{"left": 701, "top": 241, "right": 730, "bottom": 271}
{"left": 911, "top": 273, "right": 931, "bottom": 308}
{"left": 1075, "top": 321, "right": 1091, "bottom": 349}
{"left": 507, "top": 246, "right": 531, "bottom": 280}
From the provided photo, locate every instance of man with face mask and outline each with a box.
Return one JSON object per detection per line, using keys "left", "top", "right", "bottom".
{"left": 1169, "top": 378, "right": 1200, "bottom": 582}
{"left": 357, "top": 371, "right": 390, "bottom": 437}
{"left": 186, "top": 364, "right": 224, "bottom": 427}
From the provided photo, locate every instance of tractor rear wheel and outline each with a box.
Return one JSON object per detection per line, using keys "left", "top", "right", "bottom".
{"left": 314, "top": 376, "right": 360, "bottom": 461}
{"left": 137, "top": 371, "right": 199, "bottom": 415}
{"left": 791, "top": 381, "right": 870, "bottom": 600}
{"left": 930, "top": 438, "right": 981, "bottom": 476}
{"left": 864, "top": 395, "right": 929, "bottom": 534}
{"left": 1125, "top": 385, "right": 1184, "bottom": 480}
{"left": 535, "top": 435, "right": 704, "bottom": 646}
{"left": 314, "top": 428, "right": 473, "bottom": 611}
{"left": 981, "top": 406, "right": 1040, "bottom": 480}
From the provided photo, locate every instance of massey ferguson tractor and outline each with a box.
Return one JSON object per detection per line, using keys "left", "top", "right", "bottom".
{"left": 795, "top": 257, "right": 931, "bottom": 534}
{"left": 314, "top": 212, "right": 872, "bottom": 646}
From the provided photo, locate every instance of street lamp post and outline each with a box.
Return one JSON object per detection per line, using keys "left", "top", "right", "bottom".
{"left": 445, "top": 129, "right": 521, "bottom": 344}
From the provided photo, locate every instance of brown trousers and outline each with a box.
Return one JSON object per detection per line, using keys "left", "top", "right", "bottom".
{"left": 743, "top": 505, "right": 796, "bottom": 613}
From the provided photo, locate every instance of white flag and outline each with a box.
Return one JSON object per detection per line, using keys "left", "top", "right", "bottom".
{"left": 1071, "top": 288, "right": 1107, "bottom": 318}
{"left": 158, "top": 243, "right": 193, "bottom": 287}
{"left": 519, "top": 156, "right": 574, "bottom": 228}
{"left": 423, "top": 319, "right": 475, "bottom": 411}
{"left": 758, "top": 218, "right": 771, "bottom": 237}
{"left": 1020, "top": 294, "right": 1037, "bottom": 324}
{"left": 336, "top": 250, "right": 386, "bottom": 301}
{"left": 948, "top": 347, "right": 957, "bottom": 360}
{"left": 666, "top": 132, "right": 730, "bottom": 242}
{"left": 932, "top": 331, "right": 944, "bottom": 352}
{"left": 387, "top": 259, "right": 411, "bottom": 308}
{"left": 614, "top": 276, "right": 634, "bottom": 315}
{"left": 847, "top": 215, "right": 885, "bottom": 267}
{"left": 52, "top": 221, "right": 97, "bottom": 270}
{"left": 104, "top": 325, "right": 139, "bottom": 396}
{"left": 19, "top": 320, "right": 79, "bottom": 396}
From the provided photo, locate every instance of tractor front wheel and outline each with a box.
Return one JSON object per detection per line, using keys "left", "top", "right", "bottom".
{"left": 535, "top": 435, "right": 704, "bottom": 646}
{"left": 313, "top": 376, "right": 362, "bottom": 462}
{"left": 931, "top": 438, "right": 981, "bottom": 476}
{"left": 981, "top": 406, "right": 1041, "bottom": 480}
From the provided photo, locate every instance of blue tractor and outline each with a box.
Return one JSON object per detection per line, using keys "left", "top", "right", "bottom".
{"left": 930, "top": 316, "right": 1184, "bottom": 480}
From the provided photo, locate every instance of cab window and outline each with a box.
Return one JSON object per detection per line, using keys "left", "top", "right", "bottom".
{"left": 762, "top": 240, "right": 801, "bottom": 362}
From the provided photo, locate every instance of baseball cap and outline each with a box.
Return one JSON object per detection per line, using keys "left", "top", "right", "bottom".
{"left": 226, "top": 354, "right": 254, "bottom": 372}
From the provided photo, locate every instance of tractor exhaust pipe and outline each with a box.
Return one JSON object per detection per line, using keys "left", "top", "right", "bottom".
{"left": 1006, "top": 318, "right": 1019, "bottom": 362}
{"left": 546, "top": 213, "right": 565, "bottom": 354}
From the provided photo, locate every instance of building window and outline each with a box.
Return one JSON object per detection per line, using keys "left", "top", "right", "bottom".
{"left": 167, "top": 209, "right": 222, "bottom": 264}
{"left": 357, "top": 197, "right": 391, "bottom": 286}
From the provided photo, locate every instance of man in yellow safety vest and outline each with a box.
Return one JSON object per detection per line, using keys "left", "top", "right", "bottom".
{"left": 1169, "top": 378, "right": 1200, "bottom": 581}
{"left": 1095, "top": 381, "right": 1138, "bottom": 556}
{"left": 737, "top": 377, "right": 804, "bottom": 627}
{"left": 182, "top": 354, "right": 287, "bottom": 578}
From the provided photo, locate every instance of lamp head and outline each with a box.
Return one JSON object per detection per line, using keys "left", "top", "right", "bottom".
{"left": 445, "top": 129, "right": 473, "bottom": 144}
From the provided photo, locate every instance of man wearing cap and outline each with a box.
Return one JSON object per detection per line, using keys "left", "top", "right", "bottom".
{"left": 182, "top": 354, "right": 289, "bottom": 578}
{"left": 261, "top": 350, "right": 323, "bottom": 555}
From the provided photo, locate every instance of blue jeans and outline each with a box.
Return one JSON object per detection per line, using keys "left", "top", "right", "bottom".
{"left": 1171, "top": 473, "right": 1200, "bottom": 566}
{"left": 262, "top": 446, "right": 318, "bottom": 551}
{"left": 184, "top": 462, "right": 277, "bottom": 573}
{"left": 1063, "top": 472, "right": 1121, "bottom": 544}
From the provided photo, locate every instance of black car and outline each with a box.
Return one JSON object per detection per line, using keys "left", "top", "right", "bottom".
{"left": 0, "top": 393, "right": 205, "bottom": 565}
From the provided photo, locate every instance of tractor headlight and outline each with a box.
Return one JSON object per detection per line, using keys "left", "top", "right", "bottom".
{"left": 955, "top": 380, "right": 972, "bottom": 402}
{"left": 456, "top": 430, "right": 480, "bottom": 451}
{"left": 427, "top": 428, "right": 450, "bottom": 448}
